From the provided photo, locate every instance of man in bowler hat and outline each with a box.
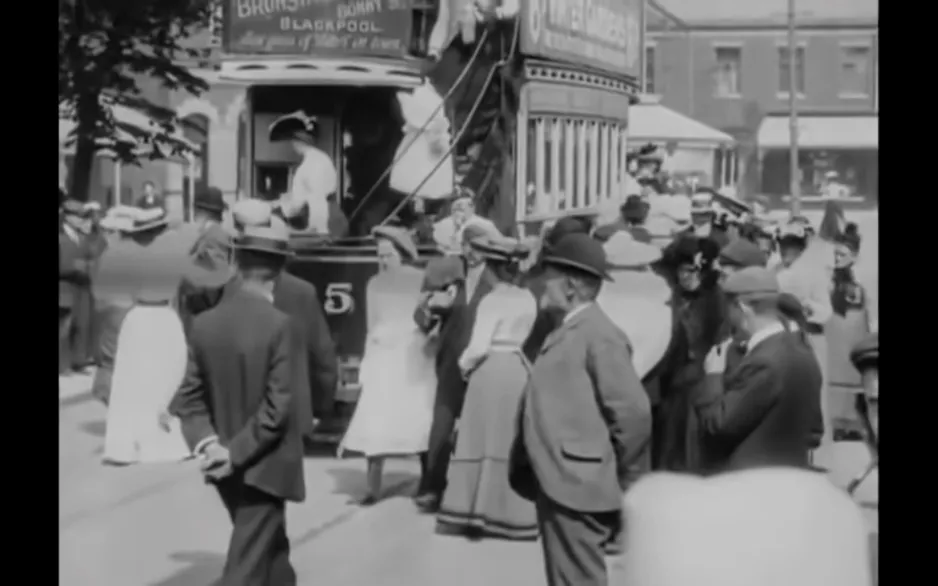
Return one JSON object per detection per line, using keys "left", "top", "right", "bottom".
{"left": 171, "top": 215, "right": 305, "bottom": 586}
{"left": 696, "top": 267, "right": 823, "bottom": 472}
{"left": 510, "top": 233, "right": 652, "bottom": 586}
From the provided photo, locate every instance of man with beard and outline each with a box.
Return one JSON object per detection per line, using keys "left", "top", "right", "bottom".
{"left": 414, "top": 221, "right": 500, "bottom": 512}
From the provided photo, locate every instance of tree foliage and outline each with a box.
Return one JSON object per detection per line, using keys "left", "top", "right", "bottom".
{"left": 58, "top": 0, "right": 219, "bottom": 201}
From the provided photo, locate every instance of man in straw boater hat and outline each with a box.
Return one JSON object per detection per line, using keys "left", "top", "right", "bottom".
{"left": 695, "top": 266, "right": 823, "bottom": 473}
{"left": 171, "top": 211, "right": 307, "bottom": 586}
{"left": 268, "top": 110, "right": 347, "bottom": 236}
{"left": 508, "top": 232, "right": 652, "bottom": 586}
{"left": 682, "top": 191, "right": 730, "bottom": 248}
{"left": 59, "top": 198, "right": 97, "bottom": 375}
{"left": 223, "top": 200, "right": 336, "bottom": 442}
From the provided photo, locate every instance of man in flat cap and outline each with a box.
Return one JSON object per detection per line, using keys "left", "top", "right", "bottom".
{"left": 695, "top": 267, "right": 823, "bottom": 472}
{"left": 171, "top": 211, "right": 306, "bottom": 586}
{"left": 509, "top": 233, "right": 652, "bottom": 586}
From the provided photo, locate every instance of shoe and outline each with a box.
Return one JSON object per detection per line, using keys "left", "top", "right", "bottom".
{"left": 414, "top": 493, "right": 441, "bottom": 513}
{"left": 357, "top": 494, "right": 379, "bottom": 507}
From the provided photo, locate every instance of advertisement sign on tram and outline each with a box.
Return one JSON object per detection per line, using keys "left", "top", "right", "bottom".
{"left": 223, "top": 0, "right": 413, "bottom": 57}
{"left": 521, "top": 0, "right": 643, "bottom": 79}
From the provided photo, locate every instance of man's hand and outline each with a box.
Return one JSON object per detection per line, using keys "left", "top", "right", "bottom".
{"left": 157, "top": 411, "right": 172, "bottom": 432}
{"left": 200, "top": 442, "right": 233, "bottom": 482}
{"left": 704, "top": 340, "right": 730, "bottom": 375}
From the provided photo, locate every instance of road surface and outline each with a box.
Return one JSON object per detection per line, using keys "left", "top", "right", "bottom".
{"left": 60, "top": 379, "right": 877, "bottom": 586}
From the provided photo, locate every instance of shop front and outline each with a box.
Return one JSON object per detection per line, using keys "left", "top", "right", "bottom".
{"left": 757, "top": 115, "right": 878, "bottom": 204}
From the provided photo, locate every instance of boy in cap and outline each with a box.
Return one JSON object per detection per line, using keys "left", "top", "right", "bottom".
{"left": 695, "top": 266, "right": 823, "bottom": 472}
{"left": 509, "top": 233, "right": 651, "bottom": 586}
{"left": 171, "top": 214, "right": 306, "bottom": 586}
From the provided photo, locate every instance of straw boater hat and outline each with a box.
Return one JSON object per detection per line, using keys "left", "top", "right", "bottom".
{"left": 602, "top": 231, "right": 661, "bottom": 269}
{"left": 540, "top": 232, "right": 612, "bottom": 281}
{"left": 230, "top": 200, "right": 292, "bottom": 256}
{"left": 690, "top": 192, "right": 716, "bottom": 215}
{"left": 372, "top": 224, "right": 418, "bottom": 261}
{"left": 100, "top": 206, "right": 169, "bottom": 234}
{"left": 777, "top": 220, "right": 810, "bottom": 245}
{"left": 268, "top": 110, "right": 317, "bottom": 145}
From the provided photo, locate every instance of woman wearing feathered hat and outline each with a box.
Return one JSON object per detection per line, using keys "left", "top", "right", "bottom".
{"left": 651, "top": 234, "right": 727, "bottom": 472}
{"left": 436, "top": 234, "right": 538, "bottom": 540}
{"left": 268, "top": 110, "right": 344, "bottom": 236}
{"left": 339, "top": 225, "right": 438, "bottom": 506}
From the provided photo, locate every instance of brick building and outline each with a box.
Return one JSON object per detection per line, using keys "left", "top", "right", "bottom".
{"left": 646, "top": 0, "right": 878, "bottom": 202}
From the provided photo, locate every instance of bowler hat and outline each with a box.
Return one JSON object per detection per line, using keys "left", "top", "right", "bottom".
{"left": 421, "top": 256, "right": 466, "bottom": 291}
{"left": 373, "top": 224, "right": 418, "bottom": 261}
{"left": 722, "top": 266, "right": 780, "bottom": 299}
{"left": 194, "top": 186, "right": 227, "bottom": 213}
{"left": 541, "top": 233, "right": 612, "bottom": 281}
{"left": 621, "top": 195, "right": 650, "bottom": 223}
{"left": 61, "top": 199, "right": 90, "bottom": 218}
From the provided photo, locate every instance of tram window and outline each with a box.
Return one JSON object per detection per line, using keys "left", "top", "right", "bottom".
{"left": 588, "top": 121, "right": 600, "bottom": 208}
{"left": 255, "top": 164, "right": 291, "bottom": 200}
{"left": 525, "top": 118, "right": 538, "bottom": 215}
{"left": 564, "top": 120, "right": 575, "bottom": 211}
{"left": 599, "top": 123, "right": 610, "bottom": 200}
{"left": 609, "top": 123, "right": 620, "bottom": 198}
{"left": 550, "top": 118, "right": 564, "bottom": 210}
{"left": 543, "top": 119, "right": 554, "bottom": 209}
{"left": 575, "top": 121, "right": 587, "bottom": 210}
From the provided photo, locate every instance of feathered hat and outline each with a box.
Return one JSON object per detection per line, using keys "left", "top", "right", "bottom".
{"left": 268, "top": 111, "right": 317, "bottom": 145}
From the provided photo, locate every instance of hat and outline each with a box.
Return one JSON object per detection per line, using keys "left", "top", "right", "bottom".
{"left": 603, "top": 231, "right": 661, "bottom": 269}
{"left": 778, "top": 221, "right": 809, "bottom": 242}
{"left": 833, "top": 223, "right": 861, "bottom": 253}
{"left": 621, "top": 195, "right": 650, "bottom": 223}
{"left": 84, "top": 201, "right": 102, "bottom": 213}
{"left": 850, "top": 332, "right": 878, "bottom": 372}
{"left": 230, "top": 200, "right": 292, "bottom": 256}
{"left": 268, "top": 111, "right": 317, "bottom": 145}
{"left": 545, "top": 216, "right": 594, "bottom": 248}
{"left": 719, "top": 239, "right": 767, "bottom": 269}
{"left": 660, "top": 234, "right": 720, "bottom": 270}
{"left": 194, "top": 186, "right": 227, "bottom": 214}
{"left": 460, "top": 218, "right": 501, "bottom": 244}
{"left": 372, "top": 224, "right": 418, "bottom": 260}
{"left": 722, "top": 266, "right": 780, "bottom": 299}
{"left": 421, "top": 256, "right": 466, "bottom": 291}
{"left": 469, "top": 235, "right": 528, "bottom": 262}
{"left": 541, "top": 232, "right": 612, "bottom": 281}
{"left": 105, "top": 206, "right": 169, "bottom": 234}
{"left": 690, "top": 192, "right": 715, "bottom": 215}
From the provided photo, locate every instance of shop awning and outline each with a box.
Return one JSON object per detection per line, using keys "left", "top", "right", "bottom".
{"left": 630, "top": 96, "right": 734, "bottom": 146}
{"left": 757, "top": 115, "right": 878, "bottom": 150}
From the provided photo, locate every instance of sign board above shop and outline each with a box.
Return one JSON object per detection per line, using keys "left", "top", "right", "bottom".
{"left": 521, "top": 0, "right": 643, "bottom": 80}
{"left": 223, "top": 0, "right": 413, "bottom": 57}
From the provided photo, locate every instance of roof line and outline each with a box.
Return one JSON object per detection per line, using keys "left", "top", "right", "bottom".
{"left": 648, "top": 0, "right": 691, "bottom": 30}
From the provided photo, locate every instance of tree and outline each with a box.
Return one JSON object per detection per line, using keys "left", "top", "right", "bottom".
{"left": 59, "top": 0, "right": 218, "bottom": 201}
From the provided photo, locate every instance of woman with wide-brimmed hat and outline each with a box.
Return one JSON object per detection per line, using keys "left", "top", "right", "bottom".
{"left": 436, "top": 233, "right": 539, "bottom": 540}
{"left": 339, "top": 225, "right": 438, "bottom": 505}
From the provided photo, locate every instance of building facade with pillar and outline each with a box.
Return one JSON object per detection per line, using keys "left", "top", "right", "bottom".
{"left": 646, "top": 0, "right": 878, "bottom": 205}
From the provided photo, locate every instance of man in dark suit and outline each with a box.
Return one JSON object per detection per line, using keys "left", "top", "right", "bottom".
{"left": 59, "top": 200, "right": 95, "bottom": 374}
{"left": 414, "top": 222, "right": 498, "bottom": 512}
{"left": 226, "top": 200, "right": 338, "bottom": 436}
{"left": 188, "top": 186, "right": 232, "bottom": 269}
{"left": 510, "top": 233, "right": 652, "bottom": 586}
{"left": 696, "top": 267, "right": 823, "bottom": 472}
{"left": 135, "top": 180, "right": 165, "bottom": 211}
{"left": 170, "top": 216, "right": 305, "bottom": 586}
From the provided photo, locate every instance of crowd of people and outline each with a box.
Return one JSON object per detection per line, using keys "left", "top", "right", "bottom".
{"left": 59, "top": 163, "right": 877, "bottom": 584}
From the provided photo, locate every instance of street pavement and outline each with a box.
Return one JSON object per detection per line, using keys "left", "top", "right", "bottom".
{"left": 61, "top": 375, "right": 878, "bottom": 586}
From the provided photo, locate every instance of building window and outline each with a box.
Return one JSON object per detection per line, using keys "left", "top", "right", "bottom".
{"left": 714, "top": 46, "right": 742, "bottom": 97}
{"left": 778, "top": 46, "right": 806, "bottom": 95}
{"left": 644, "top": 45, "right": 656, "bottom": 93}
{"left": 840, "top": 45, "right": 872, "bottom": 97}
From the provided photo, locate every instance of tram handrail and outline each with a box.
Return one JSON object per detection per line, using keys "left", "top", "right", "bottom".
{"left": 378, "top": 20, "right": 521, "bottom": 228}
{"left": 345, "top": 28, "right": 492, "bottom": 226}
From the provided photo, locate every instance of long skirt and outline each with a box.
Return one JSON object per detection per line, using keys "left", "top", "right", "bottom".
{"left": 437, "top": 349, "right": 538, "bottom": 540}
{"left": 809, "top": 332, "right": 832, "bottom": 446}
{"left": 102, "top": 305, "right": 191, "bottom": 465}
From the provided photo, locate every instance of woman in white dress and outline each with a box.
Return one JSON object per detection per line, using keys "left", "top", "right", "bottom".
{"left": 97, "top": 209, "right": 192, "bottom": 465}
{"left": 339, "top": 226, "right": 437, "bottom": 505}
{"left": 437, "top": 235, "right": 539, "bottom": 540}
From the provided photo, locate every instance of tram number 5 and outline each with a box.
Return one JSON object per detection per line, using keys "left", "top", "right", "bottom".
{"left": 324, "top": 283, "right": 354, "bottom": 315}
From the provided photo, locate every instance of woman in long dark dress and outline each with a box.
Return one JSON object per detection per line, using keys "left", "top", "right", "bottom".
{"left": 436, "top": 235, "right": 538, "bottom": 540}
{"left": 651, "top": 234, "right": 726, "bottom": 472}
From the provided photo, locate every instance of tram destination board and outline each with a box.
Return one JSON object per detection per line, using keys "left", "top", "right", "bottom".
{"left": 522, "top": 0, "right": 643, "bottom": 79}
{"left": 224, "top": 0, "right": 413, "bottom": 57}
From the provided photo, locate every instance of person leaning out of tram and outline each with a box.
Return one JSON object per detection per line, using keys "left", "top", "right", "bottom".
{"left": 436, "top": 234, "right": 539, "bottom": 540}
{"left": 826, "top": 223, "right": 875, "bottom": 439}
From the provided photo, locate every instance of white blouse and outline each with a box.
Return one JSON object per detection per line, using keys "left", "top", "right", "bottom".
{"left": 458, "top": 283, "right": 536, "bottom": 376}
